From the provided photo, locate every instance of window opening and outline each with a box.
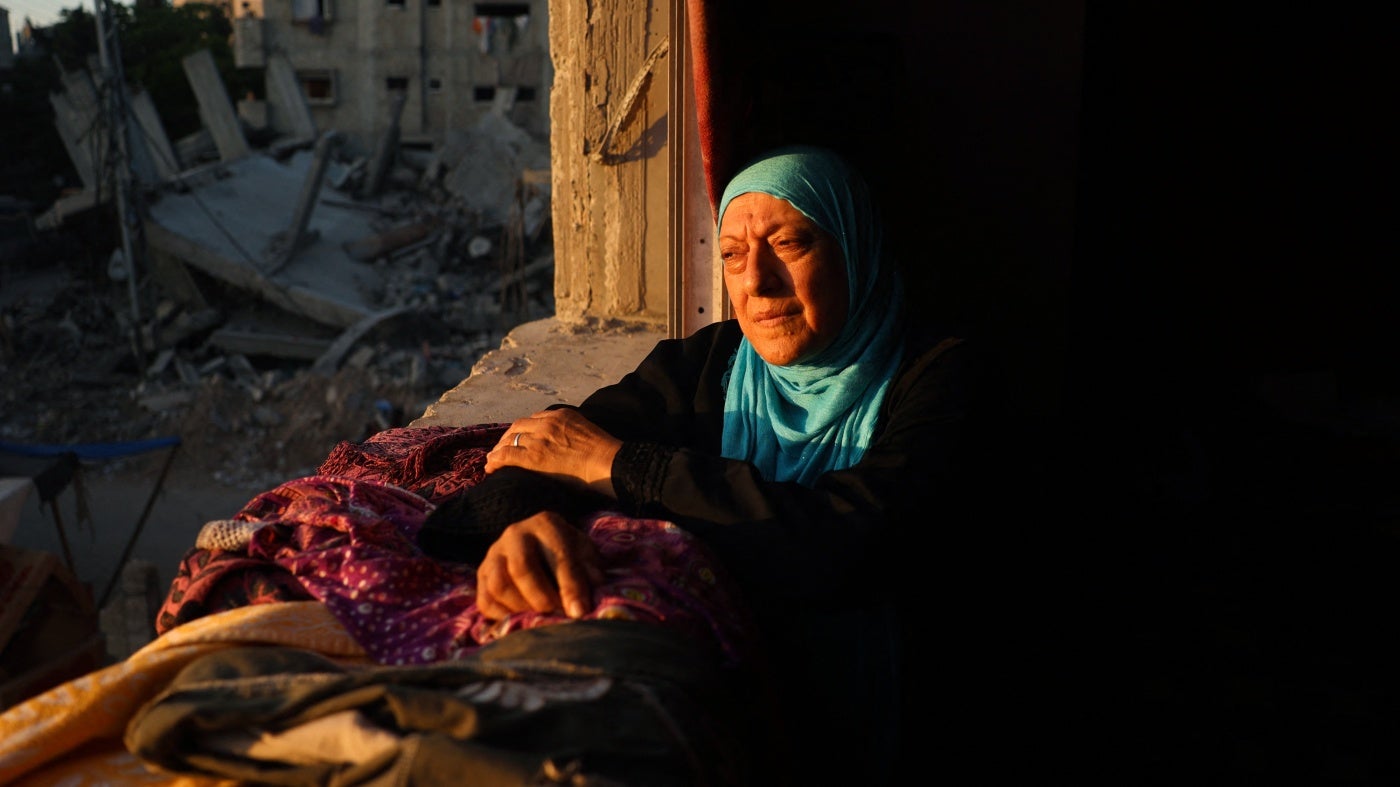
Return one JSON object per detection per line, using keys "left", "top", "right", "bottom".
{"left": 298, "top": 70, "right": 336, "bottom": 105}
{"left": 291, "top": 0, "right": 332, "bottom": 23}
{"left": 473, "top": 3, "right": 530, "bottom": 55}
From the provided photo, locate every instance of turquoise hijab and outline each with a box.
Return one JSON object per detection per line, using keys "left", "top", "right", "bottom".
{"left": 717, "top": 146, "right": 906, "bottom": 486}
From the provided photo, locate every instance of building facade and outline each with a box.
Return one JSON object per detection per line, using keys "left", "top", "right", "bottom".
{"left": 1, "top": 6, "right": 13, "bottom": 71}
{"left": 233, "top": 0, "right": 550, "bottom": 154}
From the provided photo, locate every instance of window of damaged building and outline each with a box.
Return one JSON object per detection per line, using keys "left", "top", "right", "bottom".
{"left": 290, "top": 0, "right": 332, "bottom": 25}
{"left": 297, "top": 69, "right": 336, "bottom": 105}
{"left": 472, "top": 2, "right": 530, "bottom": 56}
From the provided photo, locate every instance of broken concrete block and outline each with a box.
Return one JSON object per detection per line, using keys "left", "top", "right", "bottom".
{"left": 252, "top": 406, "right": 284, "bottom": 428}
{"left": 346, "top": 345, "right": 376, "bottom": 370}
{"left": 437, "top": 112, "right": 548, "bottom": 227}
{"left": 342, "top": 222, "right": 435, "bottom": 262}
{"left": 147, "top": 349, "right": 175, "bottom": 376}
{"left": 174, "top": 358, "right": 201, "bottom": 386}
{"left": 138, "top": 389, "right": 195, "bottom": 413}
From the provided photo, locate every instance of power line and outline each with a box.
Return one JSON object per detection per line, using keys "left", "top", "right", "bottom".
{"left": 92, "top": 0, "right": 149, "bottom": 370}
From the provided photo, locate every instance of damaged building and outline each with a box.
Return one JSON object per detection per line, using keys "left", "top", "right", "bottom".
{"left": 27, "top": 0, "right": 675, "bottom": 448}
{"left": 231, "top": 0, "right": 550, "bottom": 155}
{"left": 1, "top": 5, "right": 13, "bottom": 71}
{"left": 4, "top": 0, "right": 701, "bottom": 541}
{"left": 37, "top": 30, "right": 555, "bottom": 365}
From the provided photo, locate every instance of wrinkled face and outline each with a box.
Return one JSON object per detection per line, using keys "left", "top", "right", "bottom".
{"left": 719, "top": 192, "right": 849, "bottom": 366}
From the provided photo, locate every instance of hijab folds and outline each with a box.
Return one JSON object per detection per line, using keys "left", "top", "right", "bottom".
{"left": 717, "top": 146, "right": 906, "bottom": 486}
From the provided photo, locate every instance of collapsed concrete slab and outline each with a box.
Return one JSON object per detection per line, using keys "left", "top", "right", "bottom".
{"left": 144, "top": 151, "right": 387, "bottom": 329}
{"left": 39, "top": 45, "right": 559, "bottom": 352}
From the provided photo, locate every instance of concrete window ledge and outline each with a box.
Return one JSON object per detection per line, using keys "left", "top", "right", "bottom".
{"left": 412, "top": 317, "right": 667, "bottom": 428}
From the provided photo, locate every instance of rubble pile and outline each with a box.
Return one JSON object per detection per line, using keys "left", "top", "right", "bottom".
{"left": 5, "top": 52, "right": 560, "bottom": 493}
{"left": 1, "top": 180, "right": 554, "bottom": 492}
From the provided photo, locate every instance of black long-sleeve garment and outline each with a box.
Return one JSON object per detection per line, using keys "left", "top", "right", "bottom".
{"left": 415, "top": 317, "right": 979, "bottom": 785}
{"left": 578, "top": 318, "right": 975, "bottom": 606}
{"left": 420, "top": 317, "right": 976, "bottom": 609}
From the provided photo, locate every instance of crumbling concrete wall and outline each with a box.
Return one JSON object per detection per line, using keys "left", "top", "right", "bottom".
{"left": 548, "top": 0, "right": 669, "bottom": 324}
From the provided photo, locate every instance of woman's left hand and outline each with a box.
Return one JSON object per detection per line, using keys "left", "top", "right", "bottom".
{"left": 486, "top": 409, "right": 622, "bottom": 498}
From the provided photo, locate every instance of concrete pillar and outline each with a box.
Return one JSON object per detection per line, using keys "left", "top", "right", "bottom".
{"left": 49, "top": 91, "right": 100, "bottom": 190}
{"left": 267, "top": 131, "right": 343, "bottom": 274}
{"left": 265, "top": 52, "right": 317, "bottom": 140}
{"left": 547, "top": 0, "right": 670, "bottom": 324}
{"left": 50, "top": 70, "right": 103, "bottom": 190}
{"left": 360, "top": 92, "right": 406, "bottom": 199}
{"left": 181, "top": 48, "right": 251, "bottom": 162}
{"left": 129, "top": 88, "right": 179, "bottom": 181}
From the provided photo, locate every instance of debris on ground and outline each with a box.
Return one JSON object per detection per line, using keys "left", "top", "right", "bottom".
{"left": 2, "top": 164, "right": 553, "bottom": 494}
{"left": 2, "top": 48, "right": 557, "bottom": 494}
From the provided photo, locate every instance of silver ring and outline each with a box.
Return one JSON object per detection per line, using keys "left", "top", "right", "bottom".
{"left": 512, "top": 432, "right": 521, "bottom": 448}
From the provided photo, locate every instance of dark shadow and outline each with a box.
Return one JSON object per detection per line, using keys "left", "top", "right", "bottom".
{"left": 599, "top": 112, "right": 668, "bottom": 166}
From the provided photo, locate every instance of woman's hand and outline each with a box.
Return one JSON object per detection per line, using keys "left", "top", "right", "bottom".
{"left": 474, "top": 511, "right": 606, "bottom": 621}
{"left": 486, "top": 409, "right": 622, "bottom": 498}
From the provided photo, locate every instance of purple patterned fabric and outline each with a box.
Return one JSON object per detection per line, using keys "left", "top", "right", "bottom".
{"left": 159, "top": 426, "right": 752, "bottom": 668}
{"left": 317, "top": 423, "right": 506, "bottom": 502}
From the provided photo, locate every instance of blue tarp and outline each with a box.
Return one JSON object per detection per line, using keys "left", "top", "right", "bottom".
{"left": 0, "top": 436, "right": 181, "bottom": 462}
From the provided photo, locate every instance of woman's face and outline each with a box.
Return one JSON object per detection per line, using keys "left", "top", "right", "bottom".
{"left": 719, "top": 192, "right": 848, "bottom": 366}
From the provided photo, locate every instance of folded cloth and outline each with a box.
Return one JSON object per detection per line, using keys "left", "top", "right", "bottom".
{"left": 126, "top": 620, "right": 752, "bottom": 787}
{"left": 0, "top": 602, "right": 369, "bottom": 786}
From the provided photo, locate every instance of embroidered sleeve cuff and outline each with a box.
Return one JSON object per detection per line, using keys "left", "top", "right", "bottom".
{"left": 612, "top": 441, "right": 674, "bottom": 511}
{"left": 417, "top": 467, "right": 601, "bottom": 563}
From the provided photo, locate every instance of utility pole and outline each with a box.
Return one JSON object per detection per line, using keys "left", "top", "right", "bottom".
{"left": 93, "top": 0, "right": 149, "bottom": 371}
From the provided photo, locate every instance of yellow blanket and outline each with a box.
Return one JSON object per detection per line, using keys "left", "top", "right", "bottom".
{"left": 0, "top": 602, "right": 369, "bottom": 786}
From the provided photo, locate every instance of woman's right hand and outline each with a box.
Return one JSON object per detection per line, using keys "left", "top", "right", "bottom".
{"left": 474, "top": 510, "right": 606, "bottom": 621}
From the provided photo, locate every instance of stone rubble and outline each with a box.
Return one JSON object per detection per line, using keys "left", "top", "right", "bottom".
{"left": 1, "top": 156, "right": 555, "bottom": 494}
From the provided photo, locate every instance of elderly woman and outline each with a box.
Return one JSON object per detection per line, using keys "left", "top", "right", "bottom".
{"left": 424, "top": 145, "right": 975, "bottom": 783}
